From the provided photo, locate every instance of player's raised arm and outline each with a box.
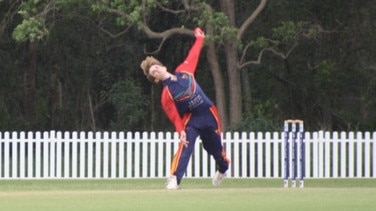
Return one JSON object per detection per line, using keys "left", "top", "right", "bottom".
{"left": 175, "top": 27, "right": 205, "bottom": 74}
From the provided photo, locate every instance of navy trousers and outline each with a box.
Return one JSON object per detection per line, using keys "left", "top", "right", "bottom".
{"left": 170, "top": 106, "right": 229, "bottom": 185}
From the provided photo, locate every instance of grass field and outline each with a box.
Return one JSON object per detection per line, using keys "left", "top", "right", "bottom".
{"left": 0, "top": 178, "right": 375, "bottom": 211}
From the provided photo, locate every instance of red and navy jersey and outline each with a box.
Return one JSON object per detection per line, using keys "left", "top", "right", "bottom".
{"left": 163, "top": 72, "right": 214, "bottom": 114}
{"left": 161, "top": 36, "right": 212, "bottom": 133}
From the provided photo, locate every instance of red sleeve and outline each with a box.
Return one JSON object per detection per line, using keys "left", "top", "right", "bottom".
{"left": 175, "top": 37, "right": 205, "bottom": 74}
{"left": 161, "top": 87, "right": 184, "bottom": 133}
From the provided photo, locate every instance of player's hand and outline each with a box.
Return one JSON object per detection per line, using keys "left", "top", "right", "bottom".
{"left": 179, "top": 131, "right": 189, "bottom": 147}
{"left": 194, "top": 27, "right": 205, "bottom": 38}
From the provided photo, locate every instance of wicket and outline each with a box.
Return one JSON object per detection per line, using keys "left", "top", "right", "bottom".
{"left": 283, "top": 119, "right": 305, "bottom": 188}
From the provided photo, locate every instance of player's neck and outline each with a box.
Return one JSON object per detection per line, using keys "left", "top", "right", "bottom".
{"left": 162, "top": 72, "right": 176, "bottom": 81}
{"left": 170, "top": 74, "right": 177, "bottom": 81}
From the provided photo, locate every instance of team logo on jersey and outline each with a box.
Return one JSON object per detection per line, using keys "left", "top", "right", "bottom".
{"left": 174, "top": 74, "right": 197, "bottom": 102}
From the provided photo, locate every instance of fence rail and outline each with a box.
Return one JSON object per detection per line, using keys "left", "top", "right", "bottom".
{"left": 0, "top": 131, "right": 375, "bottom": 179}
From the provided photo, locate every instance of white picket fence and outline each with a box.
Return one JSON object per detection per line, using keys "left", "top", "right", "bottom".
{"left": 0, "top": 131, "right": 375, "bottom": 179}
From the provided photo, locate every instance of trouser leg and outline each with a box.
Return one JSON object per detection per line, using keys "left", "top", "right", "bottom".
{"left": 201, "top": 131, "right": 230, "bottom": 174}
{"left": 170, "top": 126, "right": 199, "bottom": 184}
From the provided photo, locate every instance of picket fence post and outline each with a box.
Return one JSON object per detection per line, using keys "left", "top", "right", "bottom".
{"left": 0, "top": 131, "right": 375, "bottom": 179}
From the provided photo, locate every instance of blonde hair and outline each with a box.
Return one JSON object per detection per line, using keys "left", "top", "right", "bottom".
{"left": 140, "top": 56, "right": 163, "bottom": 83}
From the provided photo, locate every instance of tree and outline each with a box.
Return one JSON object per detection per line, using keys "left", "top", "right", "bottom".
{"left": 8, "top": 0, "right": 48, "bottom": 126}
{"left": 92, "top": 0, "right": 270, "bottom": 130}
{"left": 4, "top": 0, "right": 376, "bottom": 132}
{"left": 8, "top": 0, "right": 152, "bottom": 131}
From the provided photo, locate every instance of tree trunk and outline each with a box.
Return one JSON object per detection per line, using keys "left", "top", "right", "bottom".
{"left": 220, "top": 0, "right": 243, "bottom": 128}
{"left": 226, "top": 43, "right": 242, "bottom": 127}
{"left": 23, "top": 42, "right": 37, "bottom": 124}
{"left": 206, "top": 39, "right": 228, "bottom": 130}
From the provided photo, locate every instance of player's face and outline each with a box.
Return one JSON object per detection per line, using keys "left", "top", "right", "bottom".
{"left": 149, "top": 64, "right": 167, "bottom": 82}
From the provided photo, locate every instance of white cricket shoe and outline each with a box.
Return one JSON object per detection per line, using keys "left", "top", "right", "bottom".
{"left": 212, "top": 171, "right": 226, "bottom": 186}
{"left": 166, "top": 175, "right": 179, "bottom": 190}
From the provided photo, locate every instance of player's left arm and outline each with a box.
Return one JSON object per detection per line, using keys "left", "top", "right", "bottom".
{"left": 175, "top": 27, "right": 205, "bottom": 75}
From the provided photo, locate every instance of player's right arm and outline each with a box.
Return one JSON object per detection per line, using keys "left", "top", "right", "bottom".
{"left": 161, "top": 88, "right": 189, "bottom": 147}
{"left": 161, "top": 88, "right": 185, "bottom": 134}
{"left": 175, "top": 28, "right": 205, "bottom": 75}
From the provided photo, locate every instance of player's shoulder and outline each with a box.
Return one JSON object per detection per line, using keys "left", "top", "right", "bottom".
{"left": 176, "top": 71, "right": 194, "bottom": 77}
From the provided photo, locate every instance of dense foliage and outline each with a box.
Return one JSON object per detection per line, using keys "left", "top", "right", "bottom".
{"left": 0, "top": 0, "right": 375, "bottom": 132}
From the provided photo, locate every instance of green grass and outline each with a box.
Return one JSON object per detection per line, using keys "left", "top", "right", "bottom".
{"left": 0, "top": 179, "right": 375, "bottom": 211}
